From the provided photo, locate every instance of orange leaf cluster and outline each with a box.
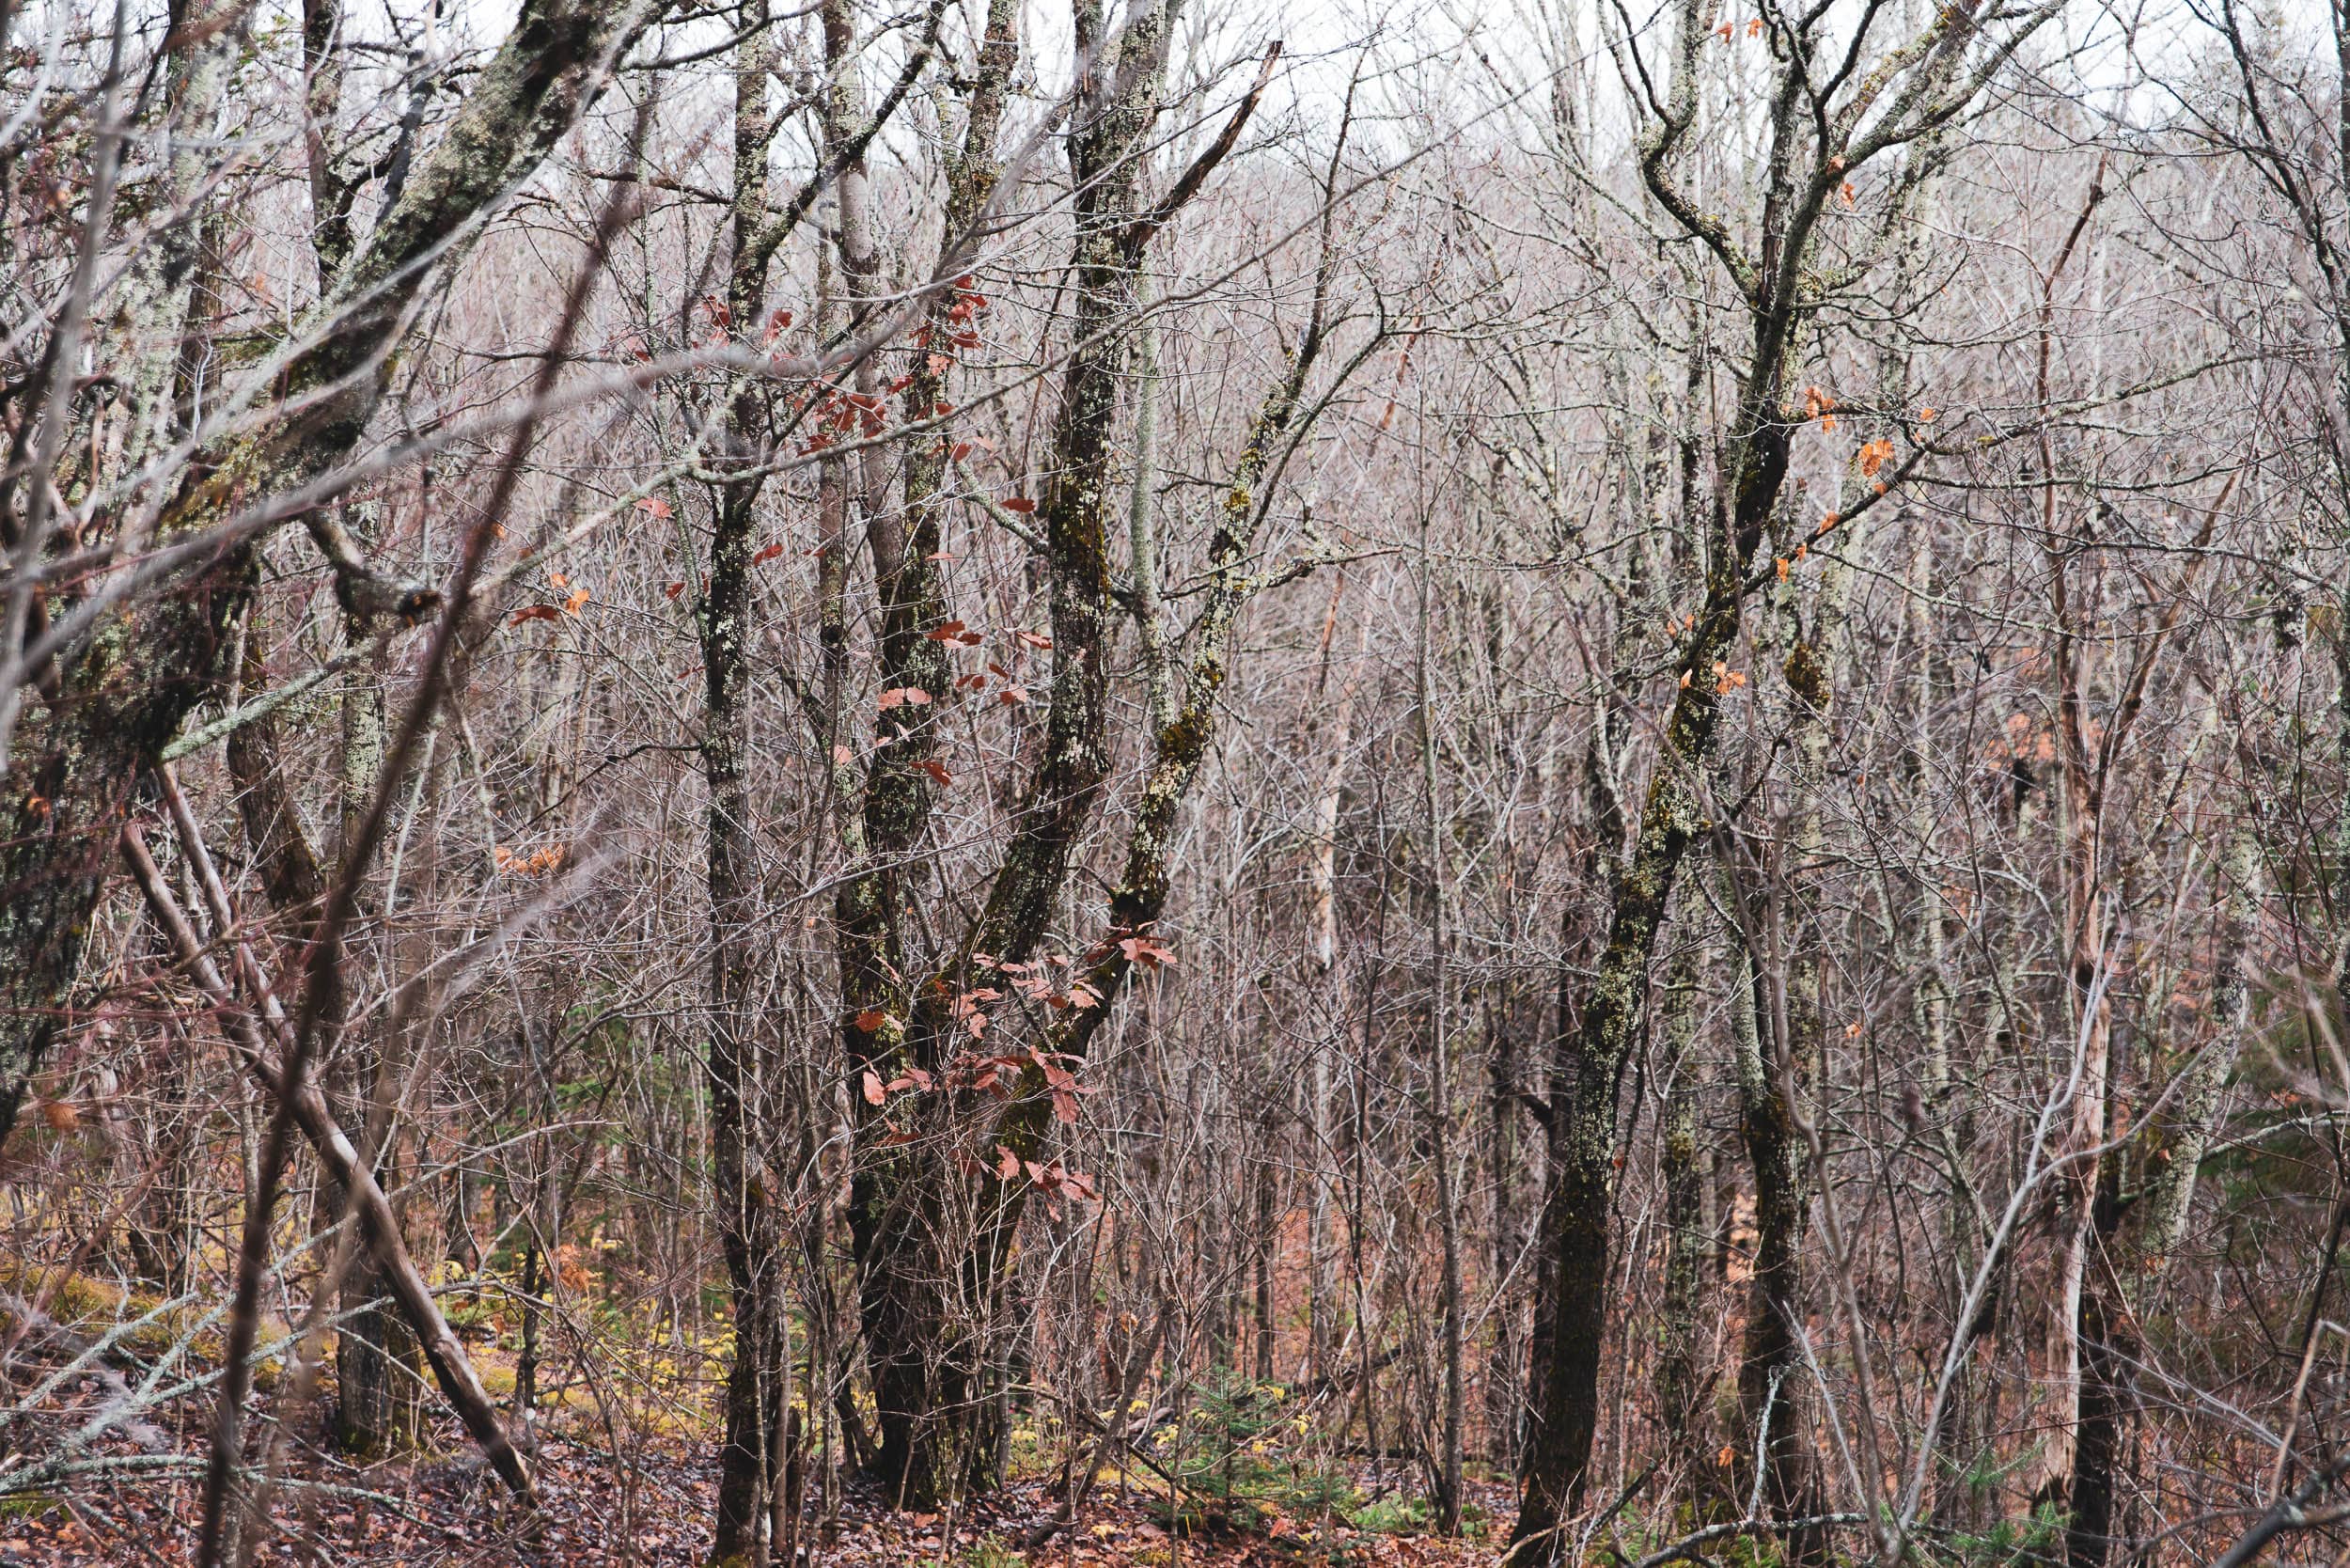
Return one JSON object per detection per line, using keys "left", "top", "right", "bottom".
{"left": 494, "top": 842, "right": 568, "bottom": 875}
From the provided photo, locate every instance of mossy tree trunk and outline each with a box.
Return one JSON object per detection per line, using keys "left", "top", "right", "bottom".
{"left": 1506, "top": 0, "right": 2052, "bottom": 1544}
{"left": 838, "top": 16, "right": 1303, "bottom": 1505}
{"left": 0, "top": 0, "right": 654, "bottom": 1145}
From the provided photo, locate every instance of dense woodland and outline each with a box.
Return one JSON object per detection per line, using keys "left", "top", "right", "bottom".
{"left": 1, "top": 0, "right": 2347, "bottom": 1561}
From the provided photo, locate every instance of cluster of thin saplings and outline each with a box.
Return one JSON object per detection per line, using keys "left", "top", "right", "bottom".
{"left": 2, "top": 0, "right": 2349, "bottom": 1563}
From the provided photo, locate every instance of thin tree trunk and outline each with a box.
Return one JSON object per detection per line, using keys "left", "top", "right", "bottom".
{"left": 1418, "top": 510, "right": 1465, "bottom": 1535}
{"left": 1512, "top": 359, "right": 1792, "bottom": 1557}
{"left": 331, "top": 611, "right": 424, "bottom": 1460}
{"left": 1308, "top": 598, "right": 1364, "bottom": 1388}
{"left": 2066, "top": 817, "right": 2259, "bottom": 1566}
{"left": 709, "top": 8, "right": 789, "bottom": 1558}
{"left": 1726, "top": 920, "right": 1821, "bottom": 1560}
{"left": 1254, "top": 1154, "right": 1277, "bottom": 1384}
{"left": 1486, "top": 993, "right": 1528, "bottom": 1466}
{"left": 1653, "top": 943, "right": 1713, "bottom": 1495}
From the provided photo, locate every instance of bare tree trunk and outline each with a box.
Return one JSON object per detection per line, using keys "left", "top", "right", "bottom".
{"left": 1487, "top": 992, "right": 1529, "bottom": 1466}
{"left": 1653, "top": 943, "right": 1713, "bottom": 1497}
{"left": 1504, "top": 0, "right": 2044, "bottom": 1530}
{"left": 330, "top": 602, "right": 424, "bottom": 1460}
{"left": 1512, "top": 324, "right": 1793, "bottom": 1560}
{"left": 709, "top": 8, "right": 789, "bottom": 1558}
{"left": 1418, "top": 512, "right": 1465, "bottom": 1534}
{"left": 1308, "top": 601, "right": 1364, "bottom": 1389}
{"left": 1726, "top": 917, "right": 1821, "bottom": 1560}
{"left": 1254, "top": 1152, "right": 1277, "bottom": 1384}
{"left": 826, "top": 0, "right": 1023, "bottom": 1507}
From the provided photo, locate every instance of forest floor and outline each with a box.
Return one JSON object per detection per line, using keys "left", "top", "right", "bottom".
{"left": 0, "top": 1432, "right": 1516, "bottom": 1565}
{"left": 2, "top": 1360, "right": 1519, "bottom": 1565}
{"left": 3, "top": 1259, "right": 1521, "bottom": 1564}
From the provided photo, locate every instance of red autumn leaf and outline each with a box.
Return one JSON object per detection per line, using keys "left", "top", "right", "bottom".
{"left": 917, "top": 759, "right": 954, "bottom": 788}
{"left": 637, "top": 495, "right": 672, "bottom": 519}
{"left": 995, "top": 1144, "right": 1020, "bottom": 1181}
{"left": 997, "top": 683, "right": 1028, "bottom": 705}
{"left": 1000, "top": 495, "right": 1036, "bottom": 513}
{"left": 665, "top": 581, "right": 684, "bottom": 600}
{"left": 754, "top": 542, "right": 785, "bottom": 564}
{"left": 877, "top": 686, "right": 932, "bottom": 710}
{"left": 861, "top": 1070, "right": 886, "bottom": 1106}
{"left": 510, "top": 604, "right": 563, "bottom": 625}
{"left": 854, "top": 1009, "right": 889, "bottom": 1033}
{"left": 1120, "top": 934, "right": 1178, "bottom": 969}
{"left": 1010, "top": 630, "right": 1052, "bottom": 651}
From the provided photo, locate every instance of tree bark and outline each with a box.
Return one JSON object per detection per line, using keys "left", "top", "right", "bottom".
{"left": 826, "top": 9, "right": 1291, "bottom": 1506}
{"left": 328, "top": 610, "right": 425, "bottom": 1460}
{"left": 825, "top": 0, "right": 1026, "bottom": 1507}
{"left": 1510, "top": 358, "right": 1790, "bottom": 1558}
{"left": 1727, "top": 923, "right": 1822, "bottom": 1560}
{"left": 706, "top": 8, "right": 791, "bottom": 1558}
{"left": 1418, "top": 509, "right": 1465, "bottom": 1535}
{"left": 1653, "top": 944, "right": 1713, "bottom": 1497}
